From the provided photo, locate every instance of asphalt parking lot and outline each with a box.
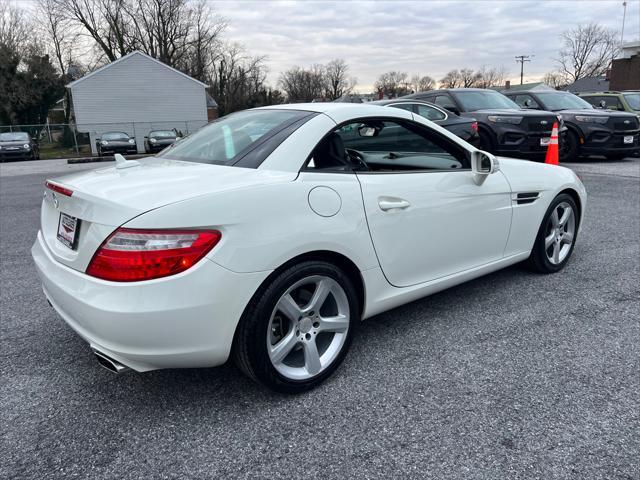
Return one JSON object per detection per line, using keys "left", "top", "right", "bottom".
{"left": 1, "top": 157, "right": 639, "bottom": 479}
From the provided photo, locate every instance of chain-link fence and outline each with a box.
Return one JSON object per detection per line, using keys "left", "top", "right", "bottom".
{"left": 0, "top": 120, "right": 208, "bottom": 161}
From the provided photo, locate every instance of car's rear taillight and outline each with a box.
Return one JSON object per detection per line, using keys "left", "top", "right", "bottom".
{"left": 471, "top": 121, "right": 479, "bottom": 133}
{"left": 86, "top": 228, "right": 221, "bottom": 282}
{"left": 45, "top": 180, "right": 73, "bottom": 197}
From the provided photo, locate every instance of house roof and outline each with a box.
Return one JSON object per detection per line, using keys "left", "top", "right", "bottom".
{"left": 563, "top": 76, "right": 610, "bottom": 93}
{"left": 67, "top": 50, "right": 208, "bottom": 89}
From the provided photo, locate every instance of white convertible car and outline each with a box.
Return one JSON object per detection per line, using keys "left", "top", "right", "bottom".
{"left": 32, "top": 103, "right": 586, "bottom": 392}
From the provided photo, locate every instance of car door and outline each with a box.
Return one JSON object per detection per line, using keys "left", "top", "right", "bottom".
{"left": 340, "top": 118, "right": 512, "bottom": 287}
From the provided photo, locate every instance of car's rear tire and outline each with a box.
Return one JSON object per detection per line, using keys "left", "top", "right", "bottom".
{"left": 527, "top": 193, "right": 579, "bottom": 273}
{"left": 233, "top": 260, "right": 359, "bottom": 393}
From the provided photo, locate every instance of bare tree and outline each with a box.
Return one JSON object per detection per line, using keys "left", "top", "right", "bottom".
{"left": 324, "top": 59, "right": 355, "bottom": 100}
{"left": 556, "top": 23, "right": 619, "bottom": 82}
{"left": 473, "top": 65, "right": 507, "bottom": 88}
{"left": 410, "top": 74, "right": 435, "bottom": 93}
{"left": 374, "top": 71, "right": 409, "bottom": 97}
{"left": 279, "top": 64, "right": 326, "bottom": 102}
{"left": 0, "top": 0, "right": 31, "bottom": 51}
{"left": 439, "top": 69, "right": 463, "bottom": 89}
{"left": 459, "top": 68, "right": 480, "bottom": 87}
{"left": 208, "top": 42, "right": 268, "bottom": 114}
{"left": 542, "top": 71, "right": 569, "bottom": 89}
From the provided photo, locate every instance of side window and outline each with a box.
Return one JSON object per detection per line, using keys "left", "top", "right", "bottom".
{"left": 307, "top": 119, "right": 469, "bottom": 172}
{"left": 389, "top": 104, "right": 415, "bottom": 113}
{"left": 513, "top": 94, "right": 539, "bottom": 108}
{"left": 433, "top": 95, "right": 457, "bottom": 110}
{"left": 416, "top": 104, "right": 446, "bottom": 121}
{"left": 590, "top": 96, "right": 622, "bottom": 110}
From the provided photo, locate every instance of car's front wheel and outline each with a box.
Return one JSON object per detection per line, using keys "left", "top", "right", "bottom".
{"left": 233, "top": 260, "right": 358, "bottom": 393}
{"left": 527, "top": 193, "right": 579, "bottom": 273}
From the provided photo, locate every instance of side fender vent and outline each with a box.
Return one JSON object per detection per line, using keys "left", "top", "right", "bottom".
{"left": 513, "top": 192, "right": 540, "bottom": 205}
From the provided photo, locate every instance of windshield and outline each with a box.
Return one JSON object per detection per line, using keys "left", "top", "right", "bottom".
{"left": 102, "top": 132, "right": 130, "bottom": 141}
{"left": 535, "top": 92, "right": 593, "bottom": 111}
{"left": 0, "top": 132, "right": 29, "bottom": 142}
{"left": 158, "top": 109, "right": 309, "bottom": 165}
{"left": 452, "top": 90, "right": 520, "bottom": 111}
{"left": 149, "top": 130, "right": 176, "bottom": 138}
{"left": 623, "top": 93, "right": 640, "bottom": 111}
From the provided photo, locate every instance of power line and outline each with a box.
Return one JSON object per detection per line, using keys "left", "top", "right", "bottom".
{"left": 515, "top": 55, "right": 533, "bottom": 85}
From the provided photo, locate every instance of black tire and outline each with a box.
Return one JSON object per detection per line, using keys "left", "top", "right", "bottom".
{"left": 527, "top": 193, "right": 579, "bottom": 273}
{"left": 233, "top": 260, "right": 359, "bottom": 393}
{"left": 478, "top": 129, "right": 494, "bottom": 152}
{"left": 560, "top": 130, "right": 579, "bottom": 162}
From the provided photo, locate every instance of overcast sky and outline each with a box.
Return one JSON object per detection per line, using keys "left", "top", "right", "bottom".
{"left": 214, "top": 0, "right": 640, "bottom": 92}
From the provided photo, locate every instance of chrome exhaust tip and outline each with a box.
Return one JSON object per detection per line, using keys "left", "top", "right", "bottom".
{"left": 92, "top": 349, "right": 129, "bottom": 374}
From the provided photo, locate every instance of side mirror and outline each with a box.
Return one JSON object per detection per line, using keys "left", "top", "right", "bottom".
{"left": 523, "top": 99, "right": 532, "bottom": 107}
{"left": 358, "top": 126, "right": 379, "bottom": 137}
{"left": 471, "top": 150, "right": 499, "bottom": 185}
{"left": 599, "top": 100, "right": 607, "bottom": 109}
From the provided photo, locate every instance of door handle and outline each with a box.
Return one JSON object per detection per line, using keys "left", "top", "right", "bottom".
{"left": 378, "top": 198, "right": 411, "bottom": 211}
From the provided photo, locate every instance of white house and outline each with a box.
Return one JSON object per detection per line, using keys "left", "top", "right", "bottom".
{"left": 67, "top": 51, "right": 209, "bottom": 155}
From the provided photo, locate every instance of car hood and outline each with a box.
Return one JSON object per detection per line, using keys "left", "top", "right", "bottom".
{"left": 557, "top": 109, "right": 637, "bottom": 118}
{"left": 468, "top": 109, "right": 556, "bottom": 117}
{"left": 48, "top": 157, "right": 296, "bottom": 226}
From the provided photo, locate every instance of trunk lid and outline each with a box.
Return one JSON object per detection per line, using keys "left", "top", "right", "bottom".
{"left": 41, "top": 158, "right": 295, "bottom": 271}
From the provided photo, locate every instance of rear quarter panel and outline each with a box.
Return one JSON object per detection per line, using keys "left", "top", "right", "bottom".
{"left": 123, "top": 171, "right": 380, "bottom": 274}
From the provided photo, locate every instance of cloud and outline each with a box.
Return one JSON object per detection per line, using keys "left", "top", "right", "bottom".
{"left": 213, "top": 0, "right": 639, "bottom": 91}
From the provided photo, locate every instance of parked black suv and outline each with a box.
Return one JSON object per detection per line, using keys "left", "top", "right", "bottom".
{"left": 0, "top": 131, "right": 40, "bottom": 161}
{"left": 402, "top": 88, "right": 562, "bottom": 160}
{"left": 504, "top": 89, "right": 640, "bottom": 160}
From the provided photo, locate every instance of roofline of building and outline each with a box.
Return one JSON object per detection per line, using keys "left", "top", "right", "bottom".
{"left": 66, "top": 50, "right": 209, "bottom": 89}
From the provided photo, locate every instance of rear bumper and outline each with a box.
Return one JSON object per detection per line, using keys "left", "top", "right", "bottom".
{"left": 32, "top": 230, "right": 270, "bottom": 372}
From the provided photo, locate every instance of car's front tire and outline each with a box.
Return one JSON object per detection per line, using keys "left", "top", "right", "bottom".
{"left": 527, "top": 193, "right": 579, "bottom": 273}
{"left": 233, "top": 260, "right": 359, "bottom": 393}
{"left": 561, "top": 130, "right": 579, "bottom": 161}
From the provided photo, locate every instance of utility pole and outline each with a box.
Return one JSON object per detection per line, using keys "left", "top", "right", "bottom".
{"left": 515, "top": 55, "right": 533, "bottom": 85}
{"left": 621, "top": 1, "right": 627, "bottom": 44}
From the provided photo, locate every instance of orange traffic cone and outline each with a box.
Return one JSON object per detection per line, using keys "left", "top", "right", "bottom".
{"left": 545, "top": 122, "right": 559, "bottom": 165}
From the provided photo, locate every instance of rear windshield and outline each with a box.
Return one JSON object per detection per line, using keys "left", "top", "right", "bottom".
{"left": 535, "top": 92, "right": 593, "bottom": 111}
{"left": 102, "top": 132, "right": 130, "bottom": 140}
{"left": 158, "top": 109, "right": 311, "bottom": 165}
{"left": 0, "top": 132, "right": 29, "bottom": 141}
{"left": 452, "top": 90, "right": 520, "bottom": 111}
{"left": 623, "top": 93, "right": 640, "bottom": 111}
{"left": 149, "top": 130, "right": 176, "bottom": 138}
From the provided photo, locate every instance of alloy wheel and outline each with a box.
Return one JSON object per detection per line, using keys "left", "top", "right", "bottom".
{"left": 267, "top": 275, "right": 350, "bottom": 381}
{"left": 544, "top": 201, "right": 576, "bottom": 265}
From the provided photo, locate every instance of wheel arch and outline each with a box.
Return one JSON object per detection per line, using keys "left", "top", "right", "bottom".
{"left": 270, "top": 250, "right": 365, "bottom": 317}
{"left": 557, "top": 187, "right": 583, "bottom": 226}
{"left": 230, "top": 249, "right": 367, "bottom": 361}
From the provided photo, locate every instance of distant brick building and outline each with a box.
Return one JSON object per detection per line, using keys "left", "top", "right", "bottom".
{"left": 609, "top": 41, "right": 640, "bottom": 91}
